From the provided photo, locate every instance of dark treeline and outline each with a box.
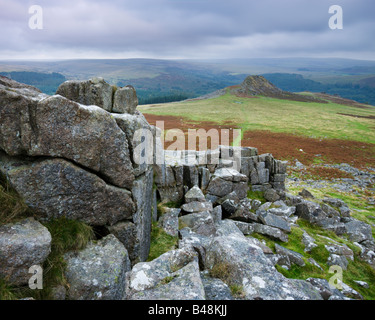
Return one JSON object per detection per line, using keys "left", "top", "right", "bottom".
{"left": 0, "top": 71, "right": 66, "bottom": 95}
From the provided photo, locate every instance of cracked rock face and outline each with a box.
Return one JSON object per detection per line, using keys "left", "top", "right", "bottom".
{"left": 0, "top": 152, "right": 135, "bottom": 226}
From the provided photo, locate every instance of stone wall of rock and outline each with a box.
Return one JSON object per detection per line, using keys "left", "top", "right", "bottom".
{"left": 0, "top": 76, "right": 152, "bottom": 271}
{"left": 153, "top": 146, "right": 287, "bottom": 204}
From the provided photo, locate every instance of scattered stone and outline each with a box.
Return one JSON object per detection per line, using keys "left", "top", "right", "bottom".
{"left": 258, "top": 211, "right": 291, "bottom": 233}
{"left": 345, "top": 219, "right": 374, "bottom": 243}
{"left": 302, "top": 231, "right": 318, "bottom": 253}
{"left": 354, "top": 281, "right": 369, "bottom": 289}
{"left": 275, "top": 244, "right": 305, "bottom": 267}
{"left": 179, "top": 211, "right": 216, "bottom": 237}
{"left": 306, "top": 278, "right": 346, "bottom": 300}
{"left": 181, "top": 201, "right": 213, "bottom": 214}
{"left": 252, "top": 223, "right": 289, "bottom": 242}
{"left": 205, "top": 233, "right": 321, "bottom": 300}
{"left": 112, "top": 85, "right": 138, "bottom": 114}
{"left": 0, "top": 218, "right": 52, "bottom": 286}
{"left": 201, "top": 272, "right": 234, "bottom": 300}
{"left": 158, "top": 208, "right": 180, "bottom": 237}
{"left": 264, "top": 188, "right": 280, "bottom": 202}
{"left": 64, "top": 234, "right": 131, "bottom": 300}
{"left": 299, "top": 189, "right": 315, "bottom": 199}
{"left": 184, "top": 185, "right": 206, "bottom": 203}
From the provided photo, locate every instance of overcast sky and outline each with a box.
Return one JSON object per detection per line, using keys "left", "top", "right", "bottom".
{"left": 0, "top": 0, "right": 374, "bottom": 60}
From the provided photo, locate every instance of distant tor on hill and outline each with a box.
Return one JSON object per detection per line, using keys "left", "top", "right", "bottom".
{"left": 233, "top": 75, "right": 327, "bottom": 103}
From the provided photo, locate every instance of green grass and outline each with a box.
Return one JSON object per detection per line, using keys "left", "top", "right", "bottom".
{"left": 28, "top": 218, "right": 94, "bottom": 300}
{"left": 247, "top": 190, "right": 266, "bottom": 203}
{"left": 0, "top": 217, "right": 94, "bottom": 300}
{"left": 147, "top": 221, "right": 178, "bottom": 262}
{"left": 0, "top": 173, "right": 33, "bottom": 225}
{"left": 139, "top": 92, "right": 375, "bottom": 144}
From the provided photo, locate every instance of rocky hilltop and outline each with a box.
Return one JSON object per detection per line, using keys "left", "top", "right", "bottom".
{"left": 232, "top": 75, "right": 327, "bottom": 103}
{"left": 0, "top": 76, "right": 374, "bottom": 300}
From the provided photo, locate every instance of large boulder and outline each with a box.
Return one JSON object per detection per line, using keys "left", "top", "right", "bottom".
{"left": 125, "top": 248, "right": 203, "bottom": 299}
{"left": 0, "top": 218, "right": 51, "bottom": 286}
{"left": 64, "top": 234, "right": 131, "bottom": 300}
{"left": 112, "top": 85, "right": 138, "bottom": 114}
{"left": 0, "top": 153, "right": 135, "bottom": 226}
{"left": 56, "top": 77, "right": 113, "bottom": 112}
{"left": 205, "top": 233, "right": 322, "bottom": 300}
{"left": 0, "top": 87, "right": 135, "bottom": 189}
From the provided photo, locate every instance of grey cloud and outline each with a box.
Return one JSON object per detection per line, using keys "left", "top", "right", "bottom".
{"left": 0, "top": 0, "right": 374, "bottom": 59}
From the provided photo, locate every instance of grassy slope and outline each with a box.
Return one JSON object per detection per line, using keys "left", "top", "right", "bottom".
{"left": 139, "top": 92, "right": 375, "bottom": 144}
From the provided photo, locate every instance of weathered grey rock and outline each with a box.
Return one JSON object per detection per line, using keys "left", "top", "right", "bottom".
{"left": 201, "top": 272, "right": 234, "bottom": 300}
{"left": 325, "top": 243, "right": 354, "bottom": 261}
{"left": 341, "top": 282, "right": 364, "bottom": 300}
{"left": 128, "top": 260, "right": 205, "bottom": 300}
{"left": 56, "top": 77, "right": 113, "bottom": 112}
{"left": 211, "top": 205, "right": 223, "bottom": 223}
{"left": 0, "top": 153, "right": 135, "bottom": 226}
{"left": 229, "top": 208, "right": 258, "bottom": 223}
{"left": 215, "top": 219, "right": 245, "bottom": 238}
{"left": 125, "top": 247, "right": 198, "bottom": 298}
{"left": 206, "top": 177, "right": 233, "bottom": 198}
{"left": 327, "top": 254, "right": 348, "bottom": 270}
{"left": 306, "top": 278, "right": 347, "bottom": 300}
{"left": 268, "top": 254, "right": 291, "bottom": 269}
{"left": 51, "top": 285, "right": 67, "bottom": 300}
{"left": 178, "top": 227, "right": 211, "bottom": 269}
{"left": 64, "top": 234, "right": 131, "bottom": 300}
{"left": 264, "top": 188, "right": 280, "bottom": 202}
{"left": 0, "top": 89, "right": 135, "bottom": 189}
{"left": 321, "top": 203, "right": 341, "bottom": 218}
{"left": 354, "top": 281, "right": 369, "bottom": 289}
{"left": 213, "top": 168, "right": 248, "bottom": 182}
{"left": 181, "top": 201, "right": 213, "bottom": 214}
{"left": 295, "top": 200, "right": 327, "bottom": 224}
{"left": 252, "top": 223, "right": 289, "bottom": 242}
{"left": 199, "top": 167, "right": 211, "bottom": 191}
{"left": 106, "top": 221, "right": 138, "bottom": 263}
{"left": 302, "top": 231, "right": 318, "bottom": 253}
{"left": 275, "top": 244, "right": 305, "bottom": 267}
{"left": 221, "top": 199, "right": 239, "bottom": 215}
{"left": 158, "top": 208, "right": 180, "bottom": 237}
{"left": 268, "top": 202, "right": 296, "bottom": 218}
{"left": 205, "top": 234, "right": 321, "bottom": 300}
{"left": 258, "top": 211, "right": 291, "bottom": 233}
{"left": 179, "top": 211, "right": 216, "bottom": 237}
{"left": 299, "top": 189, "right": 315, "bottom": 199}
{"left": 345, "top": 219, "right": 374, "bottom": 243}
{"left": 113, "top": 112, "right": 153, "bottom": 177}
{"left": 131, "top": 168, "right": 154, "bottom": 262}
{"left": 184, "top": 185, "right": 206, "bottom": 203}
{"left": 183, "top": 165, "right": 199, "bottom": 188}
{"left": 0, "top": 218, "right": 51, "bottom": 286}
{"left": 232, "top": 221, "right": 254, "bottom": 235}
{"left": 246, "top": 237, "right": 273, "bottom": 254}
{"left": 112, "top": 85, "right": 138, "bottom": 114}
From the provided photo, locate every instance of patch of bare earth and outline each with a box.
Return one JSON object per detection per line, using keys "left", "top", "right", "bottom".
{"left": 144, "top": 114, "right": 375, "bottom": 171}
